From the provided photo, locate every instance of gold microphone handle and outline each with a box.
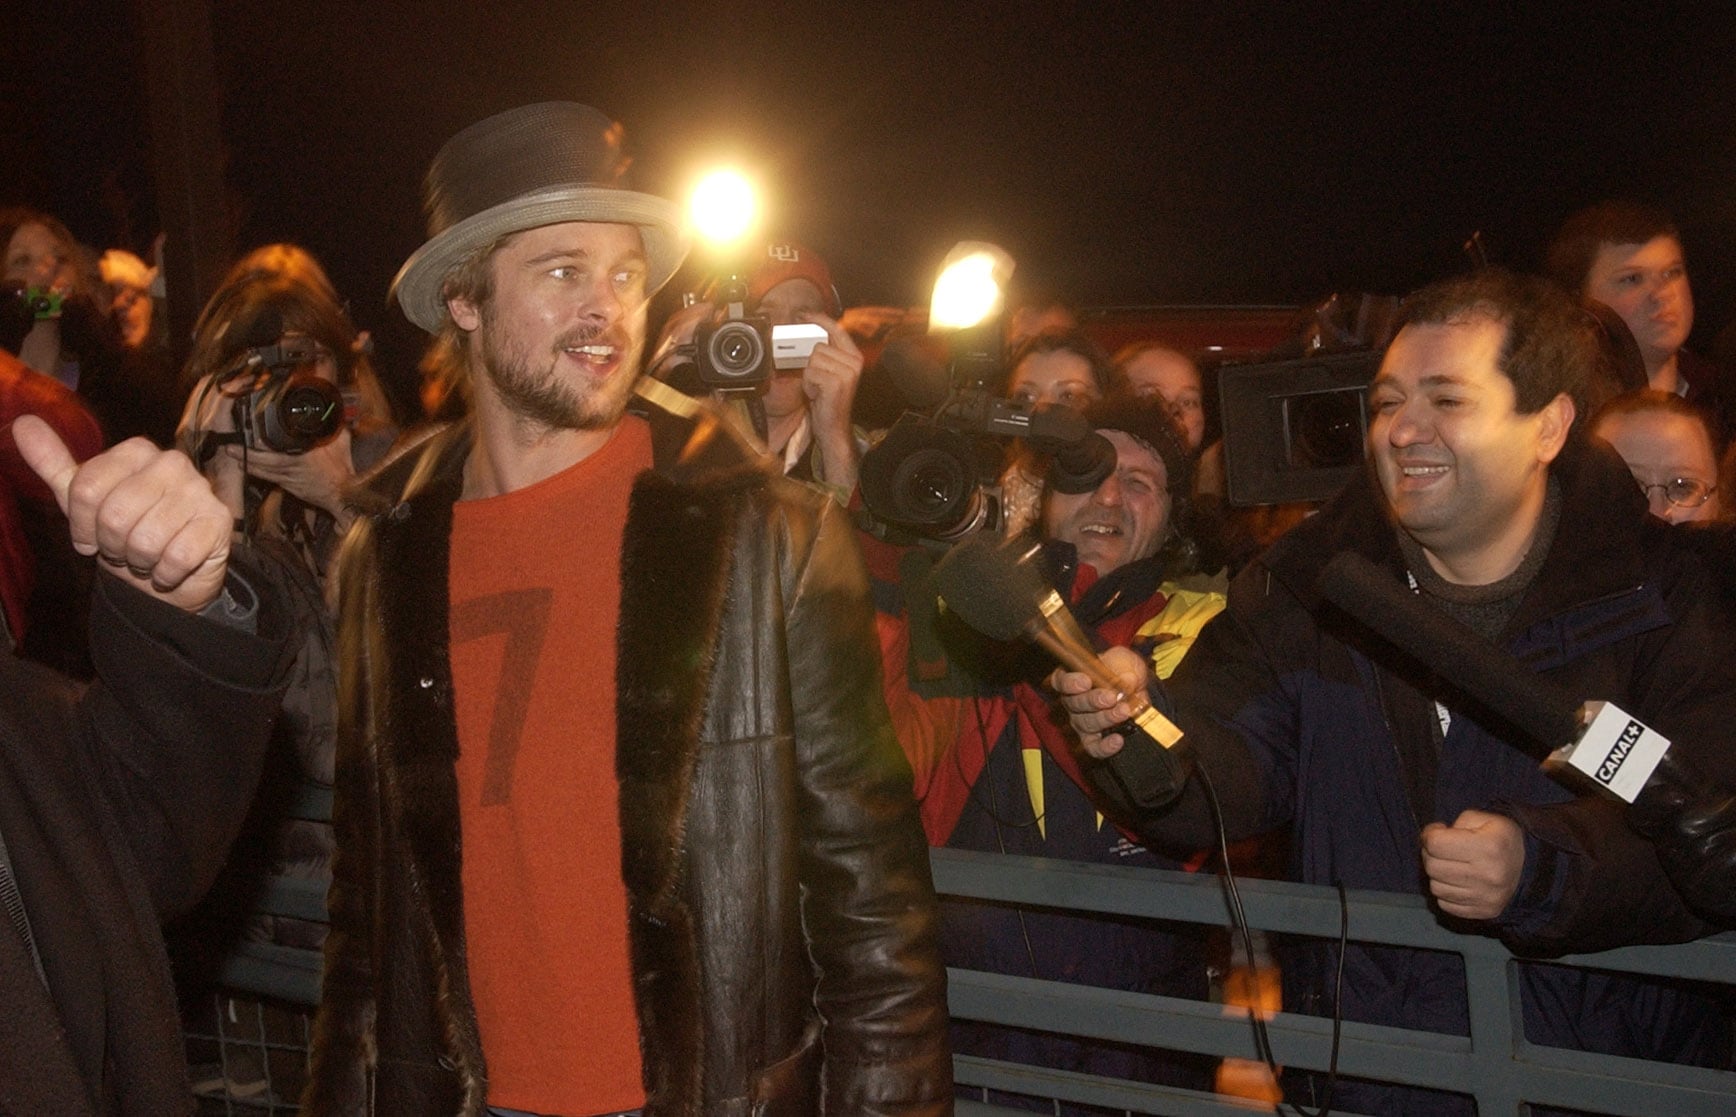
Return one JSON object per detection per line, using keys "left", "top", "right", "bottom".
{"left": 1030, "top": 619, "right": 1185, "bottom": 750}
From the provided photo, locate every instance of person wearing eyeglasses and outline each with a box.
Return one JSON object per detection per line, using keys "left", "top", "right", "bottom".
{"left": 1592, "top": 390, "right": 1726, "bottom": 524}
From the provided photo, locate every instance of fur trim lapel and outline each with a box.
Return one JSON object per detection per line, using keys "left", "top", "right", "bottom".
{"left": 367, "top": 426, "right": 488, "bottom": 1102}
{"left": 616, "top": 466, "right": 749, "bottom": 1113}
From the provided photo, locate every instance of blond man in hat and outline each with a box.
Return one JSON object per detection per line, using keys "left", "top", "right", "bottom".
{"left": 304, "top": 103, "right": 949, "bottom": 1117}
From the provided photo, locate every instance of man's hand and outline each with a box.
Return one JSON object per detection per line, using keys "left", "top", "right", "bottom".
{"left": 800, "top": 310, "right": 865, "bottom": 491}
{"left": 14, "top": 414, "right": 232, "bottom": 613}
{"left": 1420, "top": 809, "right": 1526, "bottom": 921}
{"left": 1048, "top": 644, "right": 1151, "bottom": 759}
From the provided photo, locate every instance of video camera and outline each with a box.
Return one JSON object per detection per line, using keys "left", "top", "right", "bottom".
{"left": 212, "top": 339, "right": 346, "bottom": 455}
{"left": 688, "top": 274, "right": 827, "bottom": 391}
{"left": 1218, "top": 350, "right": 1380, "bottom": 506}
{"left": 1217, "top": 292, "right": 1400, "bottom": 506}
{"left": 858, "top": 324, "right": 1115, "bottom": 543}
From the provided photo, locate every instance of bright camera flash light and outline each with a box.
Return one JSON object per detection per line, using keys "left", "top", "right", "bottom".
{"left": 689, "top": 169, "right": 758, "bottom": 247}
{"left": 930, "top": 241, "right": 1014, "bottom": 331}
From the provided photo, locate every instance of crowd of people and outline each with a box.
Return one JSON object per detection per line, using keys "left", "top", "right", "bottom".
{"left": 2, "top": 100, "right": 1735, "bottom": 1117}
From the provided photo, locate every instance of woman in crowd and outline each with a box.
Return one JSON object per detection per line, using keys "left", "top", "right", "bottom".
{"left": 1, "top": 207, "right": 177, "bottom": 444}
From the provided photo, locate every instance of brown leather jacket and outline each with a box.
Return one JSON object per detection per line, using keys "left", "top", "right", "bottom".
{"left": 303, "top": 398, "right": 952, "bottom": 1116}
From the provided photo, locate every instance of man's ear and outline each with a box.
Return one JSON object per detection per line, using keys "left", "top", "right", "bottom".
{"left": 448, "top": 291, "right": 481, "bottom": 332}
{"left": 1536, "top": 392, "right": 1577, "bottom": 465}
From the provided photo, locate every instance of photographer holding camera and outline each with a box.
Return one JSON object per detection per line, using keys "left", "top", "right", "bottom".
{"left": 178, "top": 244, "right": 396, "bottom": 572}
{"left": 169, "top": 245, "right": 397, "bottom": 1070}
{"left": 650, "top": 240, "right": 867, "bottom": 503}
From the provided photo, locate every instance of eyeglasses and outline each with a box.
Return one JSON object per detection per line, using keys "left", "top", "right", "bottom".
{"left": 1634, "top": 475, "right": 1717, "bottom": 509}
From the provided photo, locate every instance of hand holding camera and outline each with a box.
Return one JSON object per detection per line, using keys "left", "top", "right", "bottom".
{"left": 217, "top": 426, "right": 357, "bottom": 526}
{"left": 796, "top": 310, "right": 864, "bottom": 491}
{"left": 180, "top": 339, "right": 354, "bottom": 524}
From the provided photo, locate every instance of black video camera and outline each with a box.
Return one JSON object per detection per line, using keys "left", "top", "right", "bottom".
{"left": 688, "top": 274, "right": 827, "bottom": 391}
{"left": 219, "top": 340, "right": 346, "bottom": 454}
{"left": 1218, "top": 351, "right": 1380, "bottom": 506}
{"left": 858, "top": 323, "right": 1114, "bottom": 543}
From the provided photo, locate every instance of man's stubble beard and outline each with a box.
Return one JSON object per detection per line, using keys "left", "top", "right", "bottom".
{"left": 476, "top": 303, "right": 640, "bottom": 432}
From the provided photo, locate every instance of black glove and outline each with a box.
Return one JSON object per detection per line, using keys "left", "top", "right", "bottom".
{"left": 1629, "top": 749, "right": 1736, "bottom": 928}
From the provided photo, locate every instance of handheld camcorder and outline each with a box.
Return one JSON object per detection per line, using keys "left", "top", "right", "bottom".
{"left": 858, "top": 326, "right": 1115, "bottom": 543}
{"left": 691, "top": 275, "right": 826, "bottom": 390}
{"left": 219, "top": 339, "right": 346, "bottom": 454}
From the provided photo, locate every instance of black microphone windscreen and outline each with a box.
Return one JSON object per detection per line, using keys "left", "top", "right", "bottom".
{"left": 933, "top": 534, "right": 1049, "bottom": 641}
{"left": 1316, "top": 552, "right": 1581, "bottom": 751}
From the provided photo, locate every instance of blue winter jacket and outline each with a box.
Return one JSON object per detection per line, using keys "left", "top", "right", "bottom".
{"left": 1091, "top": 438, "right": 1735, "bottom": 1114}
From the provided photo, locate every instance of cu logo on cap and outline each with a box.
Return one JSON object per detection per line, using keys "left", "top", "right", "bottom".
{"left": 768, "top": 244, "right": 800, "bottom": 263}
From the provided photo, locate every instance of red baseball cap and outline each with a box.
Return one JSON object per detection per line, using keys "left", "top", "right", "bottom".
{"left": 746, "top": 241, "right": 842, "bottom": 317}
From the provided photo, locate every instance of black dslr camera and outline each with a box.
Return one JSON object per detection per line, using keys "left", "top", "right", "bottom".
{"left": 858, "top": 323, "right": 1114, "bottom": 543}
{"left": 219, "top": 339, "right": 346, "bottom": 454}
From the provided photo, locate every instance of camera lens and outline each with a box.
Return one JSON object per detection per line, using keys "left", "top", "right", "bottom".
{"left": 1285, "top": 389, "right": 1365, "bottom": 470}
{"left": 890, "top": 448, "right": 971, "bottom": 525}
{"left": 279, "top": 383, "right": 341, "bottom": 437}
{"left": 252, "top": 372, "right": 344, "bottom": 452}
{"left": 707, "top": 320, "right": 766, "bottom": 378}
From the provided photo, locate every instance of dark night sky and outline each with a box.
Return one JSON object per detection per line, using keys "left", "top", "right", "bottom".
{"left": 7, "top": 2, "right": 1736, "bottom": 401}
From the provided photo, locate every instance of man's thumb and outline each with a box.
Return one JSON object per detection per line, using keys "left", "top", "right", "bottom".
{"left": 12, "top": 415, "right": 76, "bottom": 514}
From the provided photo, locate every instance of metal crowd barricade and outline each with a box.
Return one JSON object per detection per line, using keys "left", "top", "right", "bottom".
{"left": 195, "top": 808, "right": 1735, "bottom": 1115}
{"left": 934, "top": 847, "right": 1736, "bottom": 1116}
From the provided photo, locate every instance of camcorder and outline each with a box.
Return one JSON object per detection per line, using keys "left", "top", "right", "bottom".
{"left": 690, "top": 275, "right": 827, "bottom": 390}
{"left": 858, "top": 324, "right": 1115, "bottom": 543}
{"left": 215, "top": 339, "right": 346, "bottom": 455}
{"left": 1217, "top": 351, "right": 1380, "bottom": 506}
{"left": 1216, "top": 292, "right": 1399, "bottom": 506}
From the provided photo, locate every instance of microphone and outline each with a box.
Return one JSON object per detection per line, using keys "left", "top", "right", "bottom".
{"left": 933, "top": 533, "right": 1191, "bottom": 807}
{"left": 1315, "top": 552, "right": 1663, "bottom": 798}
{"left": 1317, "top": 551, "right": 1736, "bottom": 924}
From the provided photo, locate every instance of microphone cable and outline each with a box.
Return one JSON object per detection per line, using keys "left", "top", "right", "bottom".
{"left": 1195, "top": 760, "right": 1347, "bottom": 1117}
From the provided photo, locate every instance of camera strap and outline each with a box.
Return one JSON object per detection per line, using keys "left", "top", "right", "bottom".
{"left": 192, "top": 430, "right": 246, "bottom": 467}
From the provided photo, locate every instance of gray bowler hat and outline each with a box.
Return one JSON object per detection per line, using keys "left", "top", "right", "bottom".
{"left": 391, "top": 102, "right": 689, "bottom": 333}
